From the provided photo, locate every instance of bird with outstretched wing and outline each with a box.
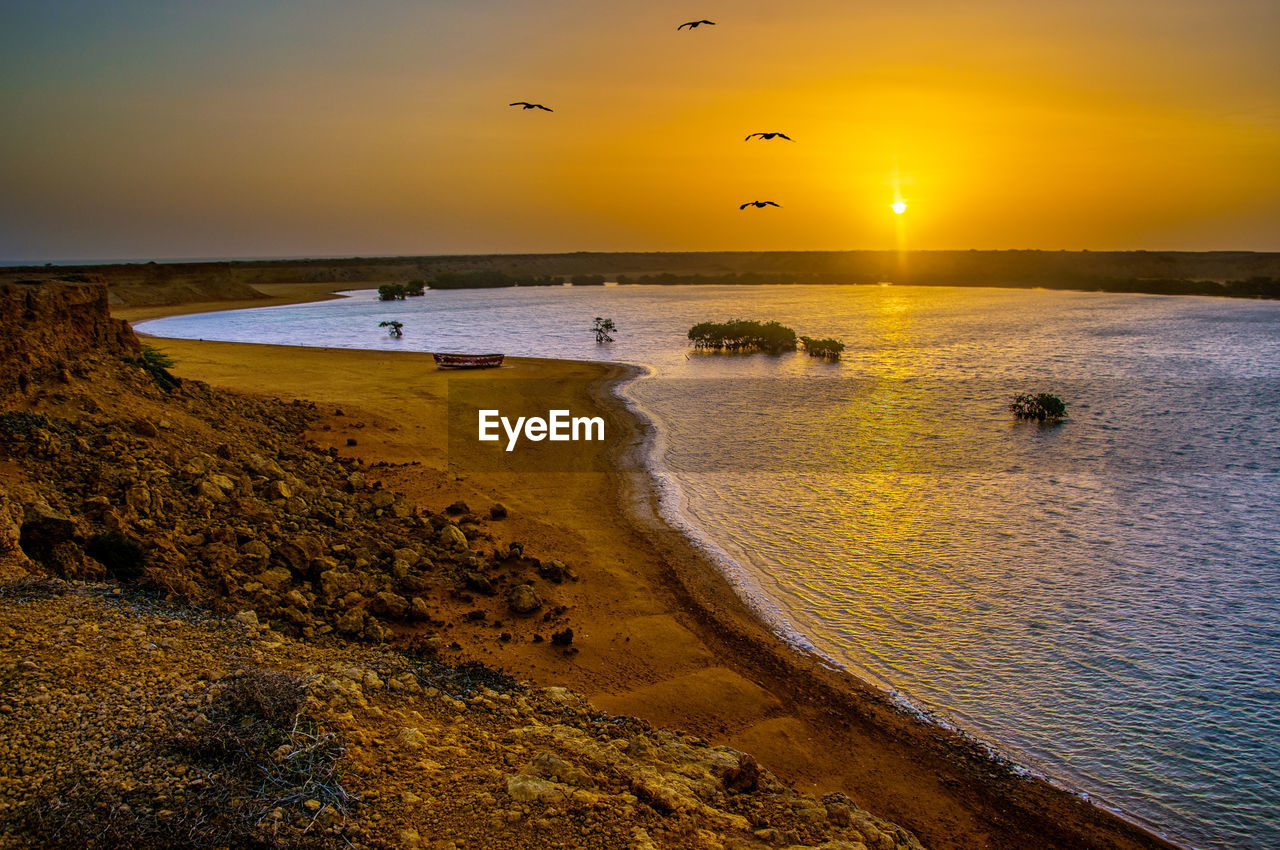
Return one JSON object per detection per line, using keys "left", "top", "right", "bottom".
{"left": 509, "top": 102, "right": 553, "bottom": 111}
{"left": 677, "top": 20, "right": 716, "bottom": 30}
{"left": 745, "top": 132, "right": 793, "bottom": 141}
{"left": 740, "top": 201, "right": 781, "bottom": 209}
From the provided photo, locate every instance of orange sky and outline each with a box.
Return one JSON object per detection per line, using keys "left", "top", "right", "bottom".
{"left": 1, "top": 0, "right": 1277, "bottom": 260}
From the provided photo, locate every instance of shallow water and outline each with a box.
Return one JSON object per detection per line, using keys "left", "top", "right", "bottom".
{"left": 140, "top": 284, "right": 1280, "bottom": 848}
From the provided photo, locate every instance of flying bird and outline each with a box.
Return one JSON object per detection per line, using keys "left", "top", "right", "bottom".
{"left": 677, "top": 20, "right": 716, "bottom": 29}
{"left": 745, "top": 132, "right": 793, "bottom": 141}
{"left": 509, "top": 102, "right": 553, "bottom": 111}
{"left": 740, "top": 201, "right": 781, "bottom": 209}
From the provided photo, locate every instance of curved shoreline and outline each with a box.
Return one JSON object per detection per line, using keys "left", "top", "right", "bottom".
{"left": 588, "top": 362, "right": 1183, "bottom": 850}
{"left": 122, "top": 287, "right": 1186, "bottom": 849}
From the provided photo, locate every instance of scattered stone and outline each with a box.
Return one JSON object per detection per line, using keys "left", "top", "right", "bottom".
{"left": 507, "top": 584, "right": 543, "bottom": 615}
{"left": 132, "top": 418, "right": 159, "bottom": 438}
{"left": 437, "top": 524, "right": 468, "bottom": 551}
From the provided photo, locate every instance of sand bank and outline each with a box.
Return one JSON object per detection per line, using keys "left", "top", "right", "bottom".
{"left": 126, "top": 303, "right": 1181, "bottom": 849}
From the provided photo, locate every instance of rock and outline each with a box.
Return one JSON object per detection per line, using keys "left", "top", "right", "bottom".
{"left": 445, "top": 500, "right": 470, "bottom": 515}
{"left": 346, "top": 472, "right": 365, "bottom": 491}
{"left": 464, "top": 572, "right": 494, "bottom": 595}
{"left": 392, "top": 548, "right": 420, "bottom": 567}
{"left": 335, "top": 608, "right": 366, "bottom": 636}
{"left": 17, "top": 503, "right": 81, "bottom": 568}
{"left": 264, "top": 479, "right": 292, "bottom": 500}
{"left": 283, "top": 589, "right": 309, "bottom": 609}
{"left": 721, "top": 752, "right": 762, "bottom": 793}
{"left": 489, "top": 503, "right": 508, "bottom": 520}
{"left": 395, "top": 727, "right": 429, "bottom": 750}
{"left": 233, "top": 610, "right": 260, "bottom": 629}
{"left": 240, "top": 539, "right": 270, "bottom": 560}
{"left": 206, "top": 473, "right": 236, "bottom": 494}
{"left": 371, "top": 591, "right": 410, "bottom": 619}
{"left": 551, "top": 627, "right": 574, "bottom": 646}
{"left": 256, "top": 567, "right": 293, "bottom": 592}
{"left": 196, "top": 479, "right": 228, "bottom": 502}
{"left": 410, "top": 597, "right": 430, "bottom": 620}
{"left": 371, "top": 491, "right": 395, "bottom": 510}
{"left": 132, "top": 418, "right": 159, "bottom": 438}
{"left": 390, "top": 496, "right": 416, "bottom": 519}
{"left": 523, "top": 751, "right": 594, "bottom": 788}
{"left": 124, "top": 485, "right": 152, "bottom": 515}
{"left": 507, "top": 584, "right": 543, "bottom": 614}
{"left": 320, "top": 569, "right": 361, "bottom": 600}
{"left": 538, "top": 559, "right": 568, "bottom": 583}
{"left": 245, "top": 453, "right": 286, "bottom": 479}
{"left": 437, "top": 524, "right": 468, "bottom": 551}
{"left": 506, "top": 773, "right": 568, "bottom": 804}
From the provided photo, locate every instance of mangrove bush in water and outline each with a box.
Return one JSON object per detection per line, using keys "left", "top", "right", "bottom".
{"left": 592, "top": 317, "right": 616, "bottom": 343}
{"left": 1010, "top": 392, "right": 1067, "bottom": 422}
{"left": 378, "top": 284, "right": 406, "bottom": 301}
{"left": 379, "top": 320, "right": 404, "bottom": 338}
{"left": 688, "top": 319, "right": 798, "bottom": 354}
{"left": 800, "top": 336, "right": 846, "bottom": 360}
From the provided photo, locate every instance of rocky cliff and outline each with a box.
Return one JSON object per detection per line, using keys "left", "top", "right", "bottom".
{"left": 0, "top": 279, "right": 139, "bottom": 402}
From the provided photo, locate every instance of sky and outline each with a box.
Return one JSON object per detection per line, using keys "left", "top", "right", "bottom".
{"left": 1, "top": 0, "right": 1277, "bottom": 261}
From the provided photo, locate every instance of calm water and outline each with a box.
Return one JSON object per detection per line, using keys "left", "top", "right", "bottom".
{"left": 139, "top": 285, "right": 1280, "bottom": 848}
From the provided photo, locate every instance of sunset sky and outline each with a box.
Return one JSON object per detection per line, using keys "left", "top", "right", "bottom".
{"left": 1, "top": 0, "right": 1277, "bottom": 261}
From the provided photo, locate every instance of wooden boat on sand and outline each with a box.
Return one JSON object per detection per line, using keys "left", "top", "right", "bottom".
{"left": 432, "top": 352, "right": 505, "bottom": 369}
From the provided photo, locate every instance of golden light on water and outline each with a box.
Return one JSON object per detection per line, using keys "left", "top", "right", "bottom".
{"left": 892, "top": 201, "right": 908, "bottom": 215}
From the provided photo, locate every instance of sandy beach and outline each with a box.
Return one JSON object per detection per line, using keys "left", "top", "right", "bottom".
{"left": 116, "top": 292, "right": 1181, "bottom": 850}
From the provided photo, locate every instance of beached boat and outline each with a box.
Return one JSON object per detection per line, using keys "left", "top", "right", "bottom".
{"left": 432, "top": 352, "right": 505, "bottom": 369}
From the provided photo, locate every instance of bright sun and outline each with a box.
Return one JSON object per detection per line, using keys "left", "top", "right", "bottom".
{"left": 891, "top": 200, "right": 907, "bottom": 215}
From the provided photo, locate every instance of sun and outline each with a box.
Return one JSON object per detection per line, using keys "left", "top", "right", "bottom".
{"left": 891, "top": 200, "right": 907, "bottom": 215}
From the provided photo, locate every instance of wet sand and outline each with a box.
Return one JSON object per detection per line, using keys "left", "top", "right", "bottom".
{"left": 120, "top": 295, "right": 1182, "bottom": 850}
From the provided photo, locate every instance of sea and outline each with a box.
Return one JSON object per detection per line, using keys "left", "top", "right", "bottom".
{"left": 137, "top": 283, "right": 1280, "bottom": 849}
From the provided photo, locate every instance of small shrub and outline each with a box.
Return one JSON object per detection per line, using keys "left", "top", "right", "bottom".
{"left": 800, "top": 336, "right": 846, "bottom": 360}
{"left": 404, "top": 279, "right": 426, "bottom": 296}
{"left": 377, "top": 283, "right": 407, "bottom": 301}
{"left": 125, "top": 346, "right": 181, "bottom": 392}
{"left": 1010, "top": 392, "right": 1067, "bottom": 422}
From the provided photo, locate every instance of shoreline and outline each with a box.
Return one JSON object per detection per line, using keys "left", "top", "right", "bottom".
{"left": 595, "top": 364, "right": 1182, "bottom": 850}
{"left": 122, "top": 289, "right": 1184, "bottom": 849}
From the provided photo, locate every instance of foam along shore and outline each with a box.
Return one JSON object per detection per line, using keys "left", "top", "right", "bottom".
{"left": 112, "top": 282, "right": 1189, "bottom": 850}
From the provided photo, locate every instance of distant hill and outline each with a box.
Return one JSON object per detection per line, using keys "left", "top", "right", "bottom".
{"left": 5, "top": 250, "right": 1280, "bottom": 305}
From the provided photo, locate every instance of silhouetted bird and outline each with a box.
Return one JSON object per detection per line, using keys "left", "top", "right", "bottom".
{"left": 509, "top": 102, "right": 553, "bottom": 111}
{"left": 739, "top": 201, "right": 781, "bottom": 209}
{"left": 745, "top": 132, "right": 793, "bottom": 141}
{"left": 677, "top": 20, "right": 716, "bottom": 30}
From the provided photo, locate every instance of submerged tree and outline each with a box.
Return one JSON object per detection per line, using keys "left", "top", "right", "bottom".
{"left": 379, "top": 320, "right": 404, "bottom": 338}
{"left": 1010, "top": 392, "right": 1067, "bottom": 422}
{"left": 688, "top": 319, "right": 797, "bottom": 354}
{"left": 378, "top": 284, "right": 407, "bottom": 301}
{"left": 593, "top": 317, "right": 617, "bottom": 343}
{"left": 800, "top": 336, "right": 846, "bottom": 360}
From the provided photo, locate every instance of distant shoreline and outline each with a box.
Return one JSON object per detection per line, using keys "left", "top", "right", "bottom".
{"left": 13, "top": 248, "right": 1280, "bottom": 312}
